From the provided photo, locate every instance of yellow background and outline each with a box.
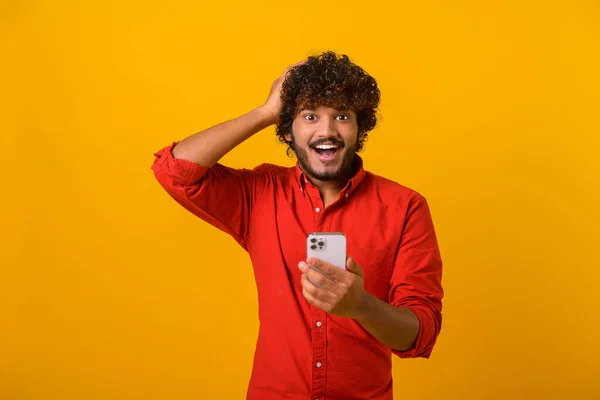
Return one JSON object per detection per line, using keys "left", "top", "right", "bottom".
{"left": 2, "top": 1, "right": 599, "bottom": 399}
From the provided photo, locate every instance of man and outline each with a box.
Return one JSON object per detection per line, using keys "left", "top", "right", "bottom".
{"left": 151, "top": 51, "right": 444, "bottom": 400}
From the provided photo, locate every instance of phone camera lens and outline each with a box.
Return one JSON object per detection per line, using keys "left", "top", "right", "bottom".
{"left": 310, "top": 238, "right": 317, "bottom": 243}
{"left": 310, "top": 244, "right": 317, "bottom": 250}
{"left": 318, "top": 241, "right": 324, "bottom": 246}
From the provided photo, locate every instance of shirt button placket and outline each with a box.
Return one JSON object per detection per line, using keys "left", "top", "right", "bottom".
{"left": 305, "top": 186, "right": 324, "bottom": 230}
{"left": 311, "top": 310, "right": 327, "bottom": 399}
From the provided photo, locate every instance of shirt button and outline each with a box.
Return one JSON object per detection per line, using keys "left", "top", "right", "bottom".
{"left": 316, "top": 362, "right": 322, "bottom": 368}
{"left": 345, "top": 193, "right": 349, "bottom": 198}
{"left": 315, "top": 207, "right": 321, "bottom": 213}
{"left": 316, "top": 321, "right": 322, "bottom": 327}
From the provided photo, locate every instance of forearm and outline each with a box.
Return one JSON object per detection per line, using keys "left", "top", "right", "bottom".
{"left": 354, "top": 293, "right": 420, "bottom": 352}
{"left": 172, "top": 106, "right": 274, "bottom": 167}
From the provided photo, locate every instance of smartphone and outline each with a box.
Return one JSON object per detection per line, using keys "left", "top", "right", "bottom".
{"left": 306, "top": 232, "right": 347, "bottom": 270}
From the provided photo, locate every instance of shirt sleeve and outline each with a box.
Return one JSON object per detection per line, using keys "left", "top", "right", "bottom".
{"left": 389, "top": 195, "right": 444, "bottom": 359}
{"left": 150, "top": 142, "right": 269, "bottom": 250}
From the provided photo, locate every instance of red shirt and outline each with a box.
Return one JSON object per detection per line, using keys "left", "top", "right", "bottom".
{"left": 151, "top": 142, "right": 444, "bottom": 400}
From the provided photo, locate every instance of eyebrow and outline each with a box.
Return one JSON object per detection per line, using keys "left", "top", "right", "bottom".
{"left": 300, "top": 108, "right": 353, "bottom": 113}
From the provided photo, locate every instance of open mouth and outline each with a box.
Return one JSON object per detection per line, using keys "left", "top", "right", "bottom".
{"left": 312, "top": 143, "right": 339, "bottom": 161}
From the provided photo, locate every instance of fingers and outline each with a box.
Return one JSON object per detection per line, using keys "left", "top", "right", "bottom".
{"left": 282, "top": 60, "right": 307, "bottom": 77}
{"left": 306, "top": 257, "right": 344, "bottom": 281}
{"left": 302, "top": 285, "right": 330, "bottom": 311}
{"left": 301, "top": 273, "right": 335, "bottom": 310}
{"left": 299, "top": 261, "right": 337, "bottom": 292}
{"left": 345, "top": 256, "right": 363, "bottom": 277}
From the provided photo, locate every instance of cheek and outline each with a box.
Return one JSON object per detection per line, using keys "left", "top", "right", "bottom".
{"left": 291, "top": 123, "right": 311, "bottom": 144}
{"left": 339, "top": 120, "right": 358, "bottom": 136}
{"left": 341, "top": 130, "right": 360, "bottom": 146}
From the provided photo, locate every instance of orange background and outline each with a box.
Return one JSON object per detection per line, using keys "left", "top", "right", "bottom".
{"left": 1, "top": 1, "right": 599, "bottom": 399}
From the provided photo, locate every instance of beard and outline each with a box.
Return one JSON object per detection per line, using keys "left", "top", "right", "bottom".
{"left": 290, "top": 135, "right": 359, "bottom": 181}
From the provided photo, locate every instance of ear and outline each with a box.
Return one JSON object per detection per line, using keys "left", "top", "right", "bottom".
{"left": 284, "top": 125, "right": 295, "bottom": 143}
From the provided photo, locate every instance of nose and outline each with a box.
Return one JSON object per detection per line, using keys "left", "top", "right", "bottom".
{"left": 317, "top": 115, "right": 337, "bottom": 138}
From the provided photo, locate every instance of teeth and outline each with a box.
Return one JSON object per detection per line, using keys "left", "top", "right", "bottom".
{"left": 315, "top": 144, "right": 337, "bottom": 150}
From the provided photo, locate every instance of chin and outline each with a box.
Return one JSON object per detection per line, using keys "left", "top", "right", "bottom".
{"left": 307, "top": 163, "right": 345, "bottom": 181}
{"left": 309, "top": 159, "right": 341, "bottom": 173}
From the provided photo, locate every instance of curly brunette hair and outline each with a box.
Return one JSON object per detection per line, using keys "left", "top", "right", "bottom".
{"left": 276, "top": 51, "right": 381, "bottom": 154}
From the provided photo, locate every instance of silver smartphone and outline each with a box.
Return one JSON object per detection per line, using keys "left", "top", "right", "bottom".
{"left": 306, "top": 232, "right": 347, "bottom": 270}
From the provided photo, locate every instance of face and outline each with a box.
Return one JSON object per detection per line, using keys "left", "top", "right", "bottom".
{"left": 285, "top": 105, "right": 361, "bottom": 183}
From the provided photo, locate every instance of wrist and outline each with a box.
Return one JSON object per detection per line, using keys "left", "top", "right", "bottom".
{"left": 254, "top": 105, "right": 279, "bottom": 126}
{"left": 353, "top": 290, "right": 374, "bottom": 322}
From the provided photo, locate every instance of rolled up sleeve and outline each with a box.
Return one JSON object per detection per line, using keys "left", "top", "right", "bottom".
{"left": 151, "top": 142, "right": 267, "bottom": 250}
{"left": 389, "top": 195, "right": 444, "bottom": 359}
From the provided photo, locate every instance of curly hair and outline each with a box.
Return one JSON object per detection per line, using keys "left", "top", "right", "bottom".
{"left": 276, "top": 51, "right": 381, "bottom": 155}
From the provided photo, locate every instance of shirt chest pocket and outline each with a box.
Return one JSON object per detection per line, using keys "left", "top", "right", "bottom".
{"left": 350, "top": 247, "right": 395, "bottom": 302}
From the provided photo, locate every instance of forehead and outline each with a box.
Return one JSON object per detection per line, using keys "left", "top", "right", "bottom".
{"left": 297, "top": 104, "right": 355, "bottom": 113}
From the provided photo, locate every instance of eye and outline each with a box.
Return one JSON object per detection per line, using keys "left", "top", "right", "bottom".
{"left": 304, "top": 113, "right": 316, "bottom": 121}
{"left": 336, "top": 114, "right": 351, "bottom": 121}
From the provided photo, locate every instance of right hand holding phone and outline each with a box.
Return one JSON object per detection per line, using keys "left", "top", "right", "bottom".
{"left": 298, "top": 256, "right": 368, "bottom": 319}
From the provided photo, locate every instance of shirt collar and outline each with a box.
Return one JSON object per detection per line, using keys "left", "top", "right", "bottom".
{"left": 294, "top": 154, "right": 366, "bottom": 198}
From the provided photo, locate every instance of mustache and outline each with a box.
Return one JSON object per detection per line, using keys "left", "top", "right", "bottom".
{"left": 309, "top": 138, "right": 345, "bottom": 149}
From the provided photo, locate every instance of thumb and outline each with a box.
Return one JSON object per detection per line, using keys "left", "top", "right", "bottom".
{"left": 345, "top": 256, "right": 363, "bottom": 277}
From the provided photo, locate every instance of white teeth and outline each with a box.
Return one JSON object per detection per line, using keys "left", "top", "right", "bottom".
{"left": 315, "top": 144, "right": 337, "bottom": 150}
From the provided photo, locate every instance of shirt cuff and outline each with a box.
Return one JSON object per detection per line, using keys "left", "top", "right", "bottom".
{"left": 151, "top": 142, "right": 209, "bottom": 186}
{"left": 391, "top": 304, "right": 438, "bottom": 359}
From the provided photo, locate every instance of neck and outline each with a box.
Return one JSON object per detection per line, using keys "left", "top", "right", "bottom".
{"left": 303, "top": 163, "right": 357, "bottom": 208}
